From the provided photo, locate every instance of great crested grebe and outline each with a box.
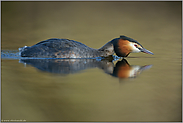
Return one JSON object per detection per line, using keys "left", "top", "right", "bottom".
{"left": 19, "top": 35, "right": 154, "bottom": 58}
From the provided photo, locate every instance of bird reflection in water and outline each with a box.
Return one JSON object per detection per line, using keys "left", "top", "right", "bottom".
{"left": 19, "top": 57, "right": 152, "bottom": 79}
{"left": 112, "top": 59, "right": 152, "bottom": 79}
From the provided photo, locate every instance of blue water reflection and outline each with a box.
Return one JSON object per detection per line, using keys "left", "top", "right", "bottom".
{"left": 2, "top": 50, "right": 152, "bottom": 79}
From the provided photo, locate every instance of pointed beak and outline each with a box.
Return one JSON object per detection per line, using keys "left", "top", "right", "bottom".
{"left": 140, "top": 48, "right": 154, "bottom": 55}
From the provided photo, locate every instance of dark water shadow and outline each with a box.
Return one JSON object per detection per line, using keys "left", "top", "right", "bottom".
{"left": 19, "top": 57, "right": 152, "bottom": 79}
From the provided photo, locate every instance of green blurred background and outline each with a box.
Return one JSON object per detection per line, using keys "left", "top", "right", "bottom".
{"left": 2, "top": 1, "right": 181, "bottom": 50}
{"left": 1, "top": 1, "right": 182, "bottom": 122}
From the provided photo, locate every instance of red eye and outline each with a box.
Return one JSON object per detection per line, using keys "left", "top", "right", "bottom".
{"left": 134, "top": 44, "right": 138, "bottom": 47}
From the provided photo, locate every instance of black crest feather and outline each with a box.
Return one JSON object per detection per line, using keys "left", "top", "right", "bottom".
{"left": 120, "top": 35, "right": 143, "bottom": 47}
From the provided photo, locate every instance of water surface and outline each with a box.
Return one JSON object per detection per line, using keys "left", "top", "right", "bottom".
{"left": 1, "top": 1, "right": 182, "bottom": 122}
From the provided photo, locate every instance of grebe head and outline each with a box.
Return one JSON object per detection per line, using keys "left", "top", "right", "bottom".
{"left": 110, "top": 35, "right": 154, "bottom": 57}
